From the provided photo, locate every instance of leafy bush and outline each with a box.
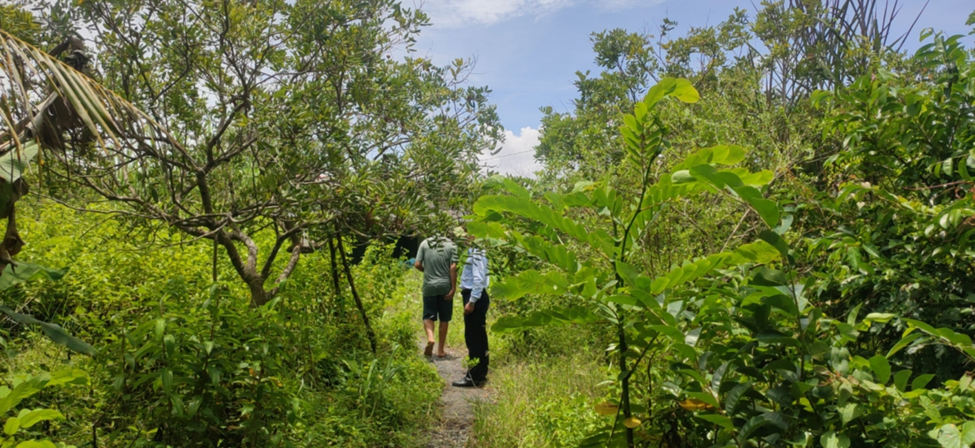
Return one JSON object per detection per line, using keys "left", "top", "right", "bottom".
{"left": 2, "top": 200, "right": 441, "bottom": 447}
{"left": 472, "top": 76, "right": 975, "bottom": 447}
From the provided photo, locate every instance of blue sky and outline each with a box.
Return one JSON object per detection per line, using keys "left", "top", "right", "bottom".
{"left": 408, "top": 0, "right": 974, "bottom": 176}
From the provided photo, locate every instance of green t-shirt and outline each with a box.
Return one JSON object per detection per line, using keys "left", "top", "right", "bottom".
{"left": 417, "top": 237, "right": 458, "bottom": 296}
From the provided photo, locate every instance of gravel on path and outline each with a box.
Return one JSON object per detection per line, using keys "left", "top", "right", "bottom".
{"left": 420, "top": 339, "right": 489, "bottom": 448}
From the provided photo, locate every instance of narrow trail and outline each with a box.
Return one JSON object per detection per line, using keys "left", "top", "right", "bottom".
{"left": 420, "top": 338, "right": 488, "bottom": 448}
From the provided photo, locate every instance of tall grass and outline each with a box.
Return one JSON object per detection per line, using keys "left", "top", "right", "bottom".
{"left": 471, "top": 346, "right": 606, "bottom": 447}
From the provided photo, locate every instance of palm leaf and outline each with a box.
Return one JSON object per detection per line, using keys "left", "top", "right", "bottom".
{"left": 0, "top": 29, "right": 184, "bottom": 276}
{"left": 0, "top": 28, "right": 183, "bottom": 177}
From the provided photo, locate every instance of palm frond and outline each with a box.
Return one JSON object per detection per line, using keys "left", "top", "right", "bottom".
{"left": 0, "top": 28, "right": 183, "bottom": 175}
{"left": 0, "top": 29, "right": 183, "bottom": 275}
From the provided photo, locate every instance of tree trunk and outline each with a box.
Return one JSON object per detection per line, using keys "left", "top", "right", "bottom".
{"left": 336, "top": 235, "right": 378, "bottom": 354}
{"left": 247, "top": 276, "right": 268, "bottom": 308}
{"left": 327, "top": 237, "right": 345, "bottom": 314}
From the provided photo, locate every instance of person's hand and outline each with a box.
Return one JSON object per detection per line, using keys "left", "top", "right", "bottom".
{"left": 464, "top": 302, "right": 475, "bottom": 315}
{"left": 445, "top": 289, "right": 455, "bottom": 300}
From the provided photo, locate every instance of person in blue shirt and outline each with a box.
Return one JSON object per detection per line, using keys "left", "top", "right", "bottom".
{"left": 452, "top": 230, "right": 490, "bottom": 387}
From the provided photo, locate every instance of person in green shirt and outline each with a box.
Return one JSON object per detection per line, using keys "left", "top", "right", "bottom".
{"left": 414, "top": 236, "right": 459, "bottom": 358}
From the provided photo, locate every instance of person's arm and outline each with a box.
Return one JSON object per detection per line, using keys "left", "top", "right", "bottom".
{"left": 414, "top": 242, "right": 425, "bottom": 272}
{"left": 469, "top": 251, "right": 487, "bottom": 303}
{"left": 446, "top": 263, "right": 458, "bottom": 299}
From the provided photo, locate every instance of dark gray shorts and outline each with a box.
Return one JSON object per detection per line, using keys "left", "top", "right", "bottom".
{"left": 422, "top": 294, "right": 453, "bottom": 322}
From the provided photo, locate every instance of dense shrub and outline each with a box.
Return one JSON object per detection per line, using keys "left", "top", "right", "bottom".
{"left": 1, "top": 200, "right": 441, "bottom": 447}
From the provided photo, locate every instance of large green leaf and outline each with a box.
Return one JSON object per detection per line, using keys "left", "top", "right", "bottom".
{"left": 740, "top": 412, "right": 789, "bottom": 440}
{"left": 0, "top": 262, "right": 67, "bottom": 292}
{"left": 644, "top": 78, "right": 700, "bottom": 107}
{"left": 473, "top": 195, "right": 615, "bottom": 258}
{"left": 489, "top": 270, "right": 570, "bottom": 301}
{"left": 0, "top": 140, "right": 38, "bottom": 183}
{"left": 928, "top": 422, "right": 975, "bottom": 448}
{"left": 821, "top": 431, "right": 851, "bottom": 448}
{"left": 15, "top": 440, "right": 57, "bottom": 448}
{"left": 0, "top": 374, "right": 48, "bottom": 416}
{"left": 514, "top": 233, "right": 580, "bottom": 274}
{"left": 0, "top": 306, "right": 96, "bottom": 356}
{"left": 636, "top": 241, "right": 780, "bottom": 296}
{"left": 17, "top": 409, "right": 63, "bottom": 429}
{"left": 868, "top": 355, "right": 891, "bottom": 385}
{"left": 735, "top": 186, "right": 779, "bottom": 228}
{"left": 695, "top": 413, "right": 733, "bottom": 430}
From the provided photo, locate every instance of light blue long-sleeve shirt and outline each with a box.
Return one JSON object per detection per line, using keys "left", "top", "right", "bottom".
{"left": 460, "top": 248, "right": 489, "bottom": 302}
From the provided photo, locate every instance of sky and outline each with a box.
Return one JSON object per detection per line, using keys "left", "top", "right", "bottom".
{"left": 406, "top": 0, "right": 974, "bottom": 176}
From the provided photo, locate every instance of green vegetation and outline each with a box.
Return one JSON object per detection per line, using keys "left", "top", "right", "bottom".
{"left": 7, "top": 201, "right": 443, "bottom": 446}
{"left": 0, "top": 0, "right": 973, "bottom": 447}
{"left": 468, "top": 2, "right": 975, "bottom": 448}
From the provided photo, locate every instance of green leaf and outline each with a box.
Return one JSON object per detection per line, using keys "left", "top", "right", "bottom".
{"left": 709, "top": 145, "right": 746, "bottom": 165}
{"left": 0, "top": 140, "right": 38, "bottom": 183}
{"left": 473, "top": 195, "right": 615, "bottom": 259}
{"left": 154, "top": 318, "right": 166, "bottom": 340}
{"left": 821, "top": 431, "right": 851, "bottom": 448}
{"left": 741, "top": 412, "right": 789, "bottom": 440}
{"left": 928, "top": 423, "right": 973, "bottom": 448}
{"left": 47, "top": 369, "right": 88, "bottom": 387}
{"left": 838, "top": 403, "right": 859, "bottom": 425}
{"left": 0, "top": 307, "right": 97, "bottom": 356}
{"left": 644, "top": 78, "right": 700, "bottom": 106}
{"left": 685, "top": 391, "right": 719, "bottom": 409}
{"left": 0, "top": 262, "right": 67, "bottom": 292}
{"left": 696, "top": 414, "right": 733, "bottom": 429}
{"left": 735, "top": 187, "right": 779, "bottom": 228}
{"left": 669, "top": 78, "right": 700, "bottom": 103}
{"left": 887, "top": 332, "right": 923, "bottom": 358}
{"left": 645, "top": 241, "right": 779, "bottom": 295}
{"left": 864, "top": 313, "right": 895, "bottom": 324}
{"left": 723, "top": 381, "right": 752, "bottom": 414}
{"left": 893, "top": 370, "right": 913, "bottom": 392}
{"left": 501, "top": 178, "right": 530, "bottom": 199}
{"left": 615, "top": 261, "right": 639, "bottom": 286}
{"left": 15, "top": 441, "right": 57, "bottom": 448}
{"left": 868, "top": 355, "right": 891, "bottom": 385}
{"left": 671, "top": 170, "right": 695, "bottom": 184}
{"left": 0, "top": 374, "right": 48, "bottom": 416}
{"left": 4, "top": 416, "right": 19, "bottom": 436}
{"left": 17, "top": 409, "right": 62, "bottom": 429}
{"left": 912, "top": 374, "right": 935, "bottom": 391}
{"left": 489, "top": 270, "right": 570, "bottom": 300}
{"left": 758, "top": 230, "right": 792, "bottom": 264}
{"left": 647, "top": 325, "right": 683, "bottom": 342}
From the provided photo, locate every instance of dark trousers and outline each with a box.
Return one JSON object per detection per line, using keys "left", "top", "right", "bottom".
{"left": 461, "top": 288, "right": 489, "bottom": 382}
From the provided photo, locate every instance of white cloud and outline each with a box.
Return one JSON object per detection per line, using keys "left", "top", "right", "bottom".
{"left": 420, "top": 0, "right": 671, "bottom": 27}
{"left": 421, "top": 0, "right": 573, "bottom": 27}
{"left": 481, "top": 127, "right": 542, "bottom": 177}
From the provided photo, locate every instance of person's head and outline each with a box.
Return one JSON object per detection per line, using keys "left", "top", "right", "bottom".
{"left": 453, "top": 223, "right": 474, "bottom": 244}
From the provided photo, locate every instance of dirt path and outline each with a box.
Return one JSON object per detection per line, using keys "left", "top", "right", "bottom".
{"left": 420, "top": 339, "right": 488, "bottom": 448}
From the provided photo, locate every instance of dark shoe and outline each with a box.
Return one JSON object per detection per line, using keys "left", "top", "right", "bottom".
{"left": 451, "top": 376, "right": 486, "bottom": 388}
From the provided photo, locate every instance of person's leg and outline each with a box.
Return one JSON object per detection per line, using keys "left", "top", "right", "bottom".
{"left": 422, "top": 295, "right": 438, "bottom": 357}
{"left": 423, "top": 319, "right": 435, "bottom": 343}
{"left": 468, "top": 293, "right": 489, "bottom": 383}
{"left": 438, "top": 321, "right": 449, "bottom": 357}
{"left": 437, "top": 294, "right": 453, "bottom": 357}
{"left": 461, "top": 289, "right": 474, "bottom": 367}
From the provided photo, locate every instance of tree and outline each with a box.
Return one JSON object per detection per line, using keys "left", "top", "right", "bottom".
{"left": 1, "top": 0, "right": 500, "bottom": 307}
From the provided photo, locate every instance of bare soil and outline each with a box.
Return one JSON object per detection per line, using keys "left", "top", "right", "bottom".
{"left": 420, "top": 340, "right": 488, "bottom": 448}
